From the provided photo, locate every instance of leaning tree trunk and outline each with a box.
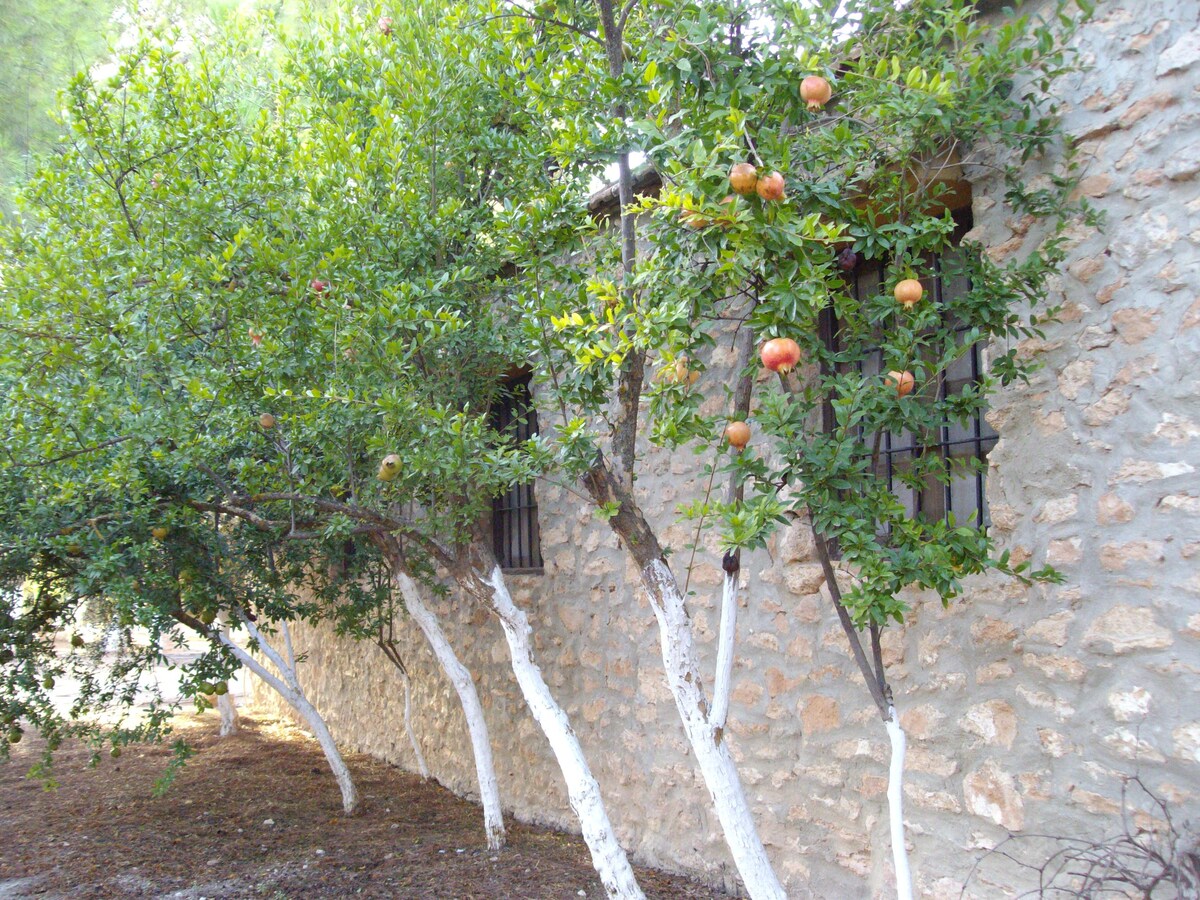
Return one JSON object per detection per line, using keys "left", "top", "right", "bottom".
{"left": 392, "top": 569, "right": 505, "bottom": 850}
{"left": 580, "top": 0, "right": 783, "bottom": 889}
{"left": 215, "top": 617, "right": 359, "bottom": 814}
{"left": 586, "top": 459, "right": 786, "bottom": 900}
{"left": 461, "top": 554, "right": 644, "bottom": 900}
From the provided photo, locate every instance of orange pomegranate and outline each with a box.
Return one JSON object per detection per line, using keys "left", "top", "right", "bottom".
{"left": 725, "top": 421, "right": 751, "bottom": 450}
{"left": 729, "top": 163, "right": 758, "bottom": 196}
{"left": 886, "top": 370, "right": 915, "bottom": 397}
{"left": 760, "top": 338, "right": 802, "bottom": 374}
{"left": 800, "top": 75, "right": 832, "bottom": 111}
{"left": 894, "top": 279, "right": 924, "bottom": 308}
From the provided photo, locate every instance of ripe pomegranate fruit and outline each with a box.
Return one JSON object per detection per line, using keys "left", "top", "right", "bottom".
{"left": 894, "top": 279, "right": 924, "bottom": 308}
{"left": 725, "top": 421, "right": 751, "bottom": 450}
{"left": 886, "top": 370, "right": 915, "bottom": 397}
{"left": 760, "top": 338, "right": 802, "bottom": 374}
{"left": 729, "top": 163, "right": 758, "bottom": 196}
{"left": 259, "top": 413, "right": 276, "bottom": 429}
{"left": 800, "top": 75, "right": 832, "bottom": 111}
{"left": 756, "top": 171, "right": 785, "bottom": 201}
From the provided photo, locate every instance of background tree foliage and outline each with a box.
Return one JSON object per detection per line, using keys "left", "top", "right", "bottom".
{"left": 0, "top": 0, "right": 548, "bottom": 763}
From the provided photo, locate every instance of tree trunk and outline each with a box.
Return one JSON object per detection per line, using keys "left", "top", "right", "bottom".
{"left": 709, "top": 570, "right": 738, "bottom": 731}
{"left": 393, "top": 570, "right": 505, "bottom": 850}
{"left": 216, "top": 691, "right": 239, "bottom": 737}
{"left": 813, "top": 532, "right": 913, "bottom": 900}
{"left": 217, "top": 621, "right": 239, "bottom": 737}
{"left": 399, "top": 668, "right": 431, "bottom": 780}
{"left": 885, "top": 708, "right": 913, "bottom": 900}
{"left": 217, "top": 622, "right": 359, "bottom": 814}
{"left": 471, "top": 561, "right": 644, "bottom": 900}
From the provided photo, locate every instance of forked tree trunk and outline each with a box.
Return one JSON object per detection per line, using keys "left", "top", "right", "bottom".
{"left": 643, "top": 560, "right": 786, "bottom": 900}
{"left": 392, "top": 569, "right": 505, "bottom": 850}
{"left": 586, "top": 461, "right": 785, "bottom": 900}
{"left": 466, "top": 559, "right": 644, "bottom": 900}
{"left": 216, "top": 618, "right": 359, "bottom": 814}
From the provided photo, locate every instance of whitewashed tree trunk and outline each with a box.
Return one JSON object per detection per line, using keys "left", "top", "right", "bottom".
{"left": 709, "top": 571, "right": 739, "bottom": 731}
{"left": 643, "top": 561, "right": 786, "bottom": 900}
{"left": 393, "top": 570, "right": 504, "bottom": 850}
{"left": 399, "top": 668, "right": 430, "bottom": 780}
{"left": 217, "top": 621, "right": 239, "bottom": 737}
{"left": 482, "top": 565, "right": 644, "bottom": 900}
{"left": 216, "top": 691, "right": 239, "bottom": 737}
{"left": 217, "top": 619, "right": 358, "bottom": 814}
{"left": 885, "top": 708, "right": 913, "bottom": 900}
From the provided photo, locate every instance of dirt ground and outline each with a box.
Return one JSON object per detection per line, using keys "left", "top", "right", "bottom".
{"left": 0, "top": 712, "right": 730, "bottom": 899}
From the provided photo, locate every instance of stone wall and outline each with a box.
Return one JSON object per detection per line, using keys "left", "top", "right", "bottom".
{"left": 251, "top": 3, "right": 1200, "bottom": 896}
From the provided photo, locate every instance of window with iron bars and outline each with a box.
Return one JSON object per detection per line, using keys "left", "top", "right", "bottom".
{"left": 819, "top": 214, "right": 997, "bottom": 529}
{"left": 489, "top": 374, "right": 543, "bottom": 571}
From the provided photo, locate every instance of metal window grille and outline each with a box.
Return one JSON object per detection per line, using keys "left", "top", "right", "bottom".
{"left": 490, "top": 375, "right": 543, "bottom": 571}
{"left": 821, "top": 216, "right": 996, "bottom": 528}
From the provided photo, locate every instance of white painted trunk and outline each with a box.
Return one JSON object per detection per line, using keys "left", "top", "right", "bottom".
{"left": 644, "top": 561, "right": 785, "bottom": 900}
{"left": 217, "top": 622, "right": 239, "bottom": 737}
{"left": 400, "top": 669, "right": 431, "bottom": 780}
{"left": 217, "top": 692, "right": 239, "bottom": 737}
{"left": 709, "top": 571, "right": 738, "bottom": 731}
{"left": 885, "top": 709, "right": 914, "bottom": 900}
{"left": 394, "top": 571, "right": 504, "bottom": 850}
{"left": 289, "top": 688, "right": 359, "bottom": 815}
{"left": 484, "top": 566, "right": 644, "bottom": 900}
{"left": 218, "top": 623, "right": 359, "bottom": 814}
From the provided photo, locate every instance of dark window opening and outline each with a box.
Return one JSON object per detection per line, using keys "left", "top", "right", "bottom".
{"left": 821, "top": 213, "right": 996, "bottom": 529}
{"left": 489, "top": 374, "right": 543, "bottom": 571}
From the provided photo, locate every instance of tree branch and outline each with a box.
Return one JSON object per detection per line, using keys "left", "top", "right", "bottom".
{"left": 814, "top": 531, "right": 890, "bottom": 719}
{"left": 11, "top": 435, "right": 135, "bottom": 468}
{"left": 472, "top": 6, "right": 604, "bottom": 48}
{"left": 617, "top": 0, "right": 640, "bottom": 36}
{"left": 594, "top": 0, "right": 643, "bottom": 489}
{"left": 195, "top": 461, "right": 236, "bottom": 500}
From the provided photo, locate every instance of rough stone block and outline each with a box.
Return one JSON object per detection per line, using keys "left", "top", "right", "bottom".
{"left": 1083, "top": 604, "right": 1174, "bottom": 653}
{"left": 800, "top": 695, "right": 841, "bottom": 735}
{"left": 959, "top": 701, "right": 1018, "bottom": 749}
{"left": 1157, "top": 30, "right": 1200, "bottom": 76}
{"left": 963, "top": 761, "right": 1025, "bottom": 830}
{"left": 1172, "top": 723, "right": 1200, "bottom": 763}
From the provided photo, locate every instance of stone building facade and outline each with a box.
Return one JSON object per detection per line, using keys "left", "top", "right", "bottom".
{"left": 251, "top": 3, "right": 1200, "bottom": 896}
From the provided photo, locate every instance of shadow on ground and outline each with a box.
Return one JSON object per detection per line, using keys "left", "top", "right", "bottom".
{"left": 0, "top": 713, "right": 730, "bottom": 899}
